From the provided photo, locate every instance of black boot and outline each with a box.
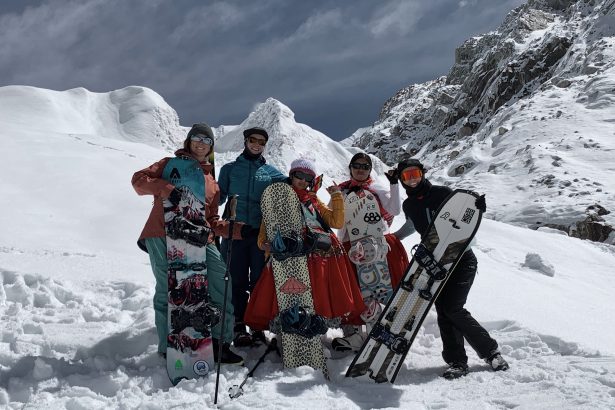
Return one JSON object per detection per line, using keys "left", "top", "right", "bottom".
{"left": 442, "top": 362, "right": 469, "bottom": 379}
{"left": 213, "top": 339, "right": 244, "bottom": 365}
{"left": 233, "top": 322, "right": 253, "bottom": 347}
{"left": 485, "top": 352, "right": 509, "bottom": 371}
{"left": 251, "top": 330, "right": 267, "bottom": 346}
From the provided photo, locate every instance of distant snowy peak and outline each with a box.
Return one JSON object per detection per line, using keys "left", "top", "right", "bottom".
{"left": 212, "top": 124, "right": 239, "bottom": 140}
{"left": 0, "top": 85, "right": 184, "bottom": 151}
{"left": 215, "top": 98, "right": 294, "bottom": 153}
{"left": 340, "top": 126, "right": 371, "bottom": 147}
{"left": 215, "top": 98, "right": 390, "bottom": 182}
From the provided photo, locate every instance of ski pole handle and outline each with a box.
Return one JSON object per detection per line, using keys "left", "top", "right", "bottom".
{"left": 228, "top": 195, "right": 238, "bottom": 222}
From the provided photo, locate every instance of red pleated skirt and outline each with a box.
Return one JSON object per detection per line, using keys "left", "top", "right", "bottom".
{"left": 244, "top": 235, "right": 366, "bottom": 331}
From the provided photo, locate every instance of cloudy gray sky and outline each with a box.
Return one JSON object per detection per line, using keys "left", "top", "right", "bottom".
{"left": 0, "top": 0, "right": 525, "bottom": 140}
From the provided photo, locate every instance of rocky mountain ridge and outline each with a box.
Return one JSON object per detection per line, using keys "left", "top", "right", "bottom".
{"left": 349, "top": 0, "right": 615, "bottom": 243}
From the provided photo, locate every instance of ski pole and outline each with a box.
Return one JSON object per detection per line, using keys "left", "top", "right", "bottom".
{"left": 214, "top": 194, "right": 237, "bottom": 405}
{"left": 229, "top": 338, "right": 280, "bottom": 399}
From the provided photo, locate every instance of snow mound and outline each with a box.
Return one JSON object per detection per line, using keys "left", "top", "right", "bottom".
{"left": 0, "top": 86, "right": 182, "bottom": 262}
{"left": 0, "top": 85, "right": 184, "bottom": 151}
{"left": 522, "top": 253, "right": 556, "bottom": 277}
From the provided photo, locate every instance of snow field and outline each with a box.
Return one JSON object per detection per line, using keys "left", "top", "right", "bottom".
{"left": 1, "top": 84, "right": 614, "bottom": 408}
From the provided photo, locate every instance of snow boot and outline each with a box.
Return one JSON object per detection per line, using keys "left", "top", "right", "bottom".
{"left": 233, "top": 323, "right": 253, "bottom": 348}
{"left": 341, "top": 324, "right": 359, "bottom": 337}
{"left": 442, "top": 362, "right": 469, "bottom": 379}
{"left": 251, "top": 330, "right": 267, "bottom": 346}
{"left": 332, "top": 332, "right": 365, "bottom": 352}
{"left": 485, "top": 352, "right": 509, "bottom": 371}
{"left": 213, "top": 339, "right": 244, "bottom": 365}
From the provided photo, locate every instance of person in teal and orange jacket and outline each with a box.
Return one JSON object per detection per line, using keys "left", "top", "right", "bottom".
{"left": 132, "top": 123, "right": 243, "bottom": 365}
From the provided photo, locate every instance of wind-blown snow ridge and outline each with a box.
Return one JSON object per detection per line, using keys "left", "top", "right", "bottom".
{"left": 0, "top": 85, "right": 184, "bottom": 151}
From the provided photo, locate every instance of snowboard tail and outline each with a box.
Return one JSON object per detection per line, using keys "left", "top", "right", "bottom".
{"left": 346, "top": 189, "right": 483, "bottom": 383}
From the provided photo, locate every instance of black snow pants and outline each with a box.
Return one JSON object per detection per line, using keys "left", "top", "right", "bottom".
{"left": 434, "top": 249, "right": 498, "bottom": 364}
{"left": 220, "top": 233, "right": 266, "bottom": 328}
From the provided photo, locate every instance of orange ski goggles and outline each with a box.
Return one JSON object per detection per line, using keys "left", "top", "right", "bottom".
{"left": 400, "top": 168, "right": 423, "bottom": 184}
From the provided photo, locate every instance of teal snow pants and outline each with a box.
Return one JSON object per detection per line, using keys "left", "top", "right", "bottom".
{"left": 144, "top": 237, "right": 234, "bottom": 353}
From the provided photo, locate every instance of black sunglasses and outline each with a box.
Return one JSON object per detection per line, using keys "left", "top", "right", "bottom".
{"left": 292, "top": 171, "right": 314, "bottom": 183}
{"left": 350, "top": 163, "right": 371, "bottom": 170}
{"left": 247, "top": 136, "right": 267, "bottom": 146}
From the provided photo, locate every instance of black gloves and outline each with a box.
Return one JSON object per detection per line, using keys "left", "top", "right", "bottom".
{"left": 475, "top": 194, "right": 486, "bottom": 213}
{"left": 385, "top": 169, "right": 399, "bottom": 184}
{"left": 168, "top": 188, "right": 182, "bottom": 206}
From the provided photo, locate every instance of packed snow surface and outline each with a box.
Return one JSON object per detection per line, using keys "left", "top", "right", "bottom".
{"left": 1, "top": 85, "right": 614, "bottom": 409}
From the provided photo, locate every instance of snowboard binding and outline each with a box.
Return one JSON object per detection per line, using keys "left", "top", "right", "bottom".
{"left": 167, "top": 216, "right": 211, "bottom": 247}
{"left": 168, "top": 261, "right": 207, "bottom": 272}
{"left": 170, "top": 304, "right": 221, "bottom": 336}
{"left": 277, "top": 305, "right": 328, "bottom": 338}
{"left": 169, "top": 274, "right": 210, "bottom": 306}
{"left": 270, "top": 228, "right": 305, "bottom": 261}
{"left": 411, "top": 244, "right": 447, "bottom": 281}
{"left": 411, "top": 244, "right": 449, "bottom": 301}
{"left": 369, "top": 322, "right": 409, "bottom": 356}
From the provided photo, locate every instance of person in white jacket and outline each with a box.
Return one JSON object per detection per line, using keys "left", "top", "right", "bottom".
{"left": 332, "top": 153, "right": 409, "bottom": 352}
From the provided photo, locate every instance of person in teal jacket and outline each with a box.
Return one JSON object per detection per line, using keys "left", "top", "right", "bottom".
{"left": 218, "top": 127, "right": 286, "bottom": 346}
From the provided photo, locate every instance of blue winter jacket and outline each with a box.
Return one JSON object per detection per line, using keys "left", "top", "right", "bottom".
{"left": 218, "top": 154, "right": 286, "bottom": 228}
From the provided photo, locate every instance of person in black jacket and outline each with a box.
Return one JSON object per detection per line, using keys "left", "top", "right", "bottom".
{"left": 393, "top": 158, "right": 509, "bottom": 379}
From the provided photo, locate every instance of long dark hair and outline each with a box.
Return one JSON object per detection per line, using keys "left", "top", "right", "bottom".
{"left": 349, "top": 153, "right": 372, "bottom": 168}
{"left": 348, "top": 153, "right": 372, "bottom": 179}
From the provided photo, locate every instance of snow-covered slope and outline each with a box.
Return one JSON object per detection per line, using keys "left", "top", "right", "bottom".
{"left": 0, "top": 85, "right": 184, "bottom": 282}
{"left": 0, "top": 87, "right": 384, "bottom": 281}
{"left": 351, "top": 0, "right": 615, "bottom": 243}
{"left": 2, "top": 219, "right": 615, "bottom": 408}
{"left": 1, "top": 83, "right": 615, "bottom": 408}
